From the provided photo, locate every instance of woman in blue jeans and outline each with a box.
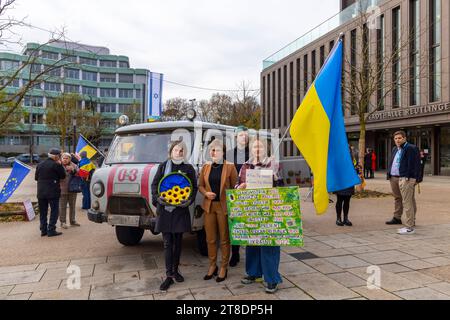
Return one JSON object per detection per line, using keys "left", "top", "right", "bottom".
{"left": 235, "top": 137, "right": 283, "bottom": 294}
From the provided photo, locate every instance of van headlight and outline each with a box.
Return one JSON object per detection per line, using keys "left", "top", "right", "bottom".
{"left": 92, "top": 182, "right": 105, "bottom": 197}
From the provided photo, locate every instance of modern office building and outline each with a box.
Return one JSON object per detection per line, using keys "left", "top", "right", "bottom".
{"left": 0, "top": 41, "right": 151, "bottom": 154}
{"left": 261, "top": 0, "right": 450, "bottom": 176}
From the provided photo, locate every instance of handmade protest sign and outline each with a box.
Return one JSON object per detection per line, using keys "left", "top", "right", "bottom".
{"left": 23, "top": 199, "right": 35, "bottom": 221}
{"left": 226, "top": 186, "right": 303, "bottom": 247}
{"left": 245, "top": 169, "right": 273, "bottom": 189}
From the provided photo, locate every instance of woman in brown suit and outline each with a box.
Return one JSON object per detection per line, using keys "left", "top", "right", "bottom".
{"left": 199, "top": 139, "right": 238, "bottom": 282}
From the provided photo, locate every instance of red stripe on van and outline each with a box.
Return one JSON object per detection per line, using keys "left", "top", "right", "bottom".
{"left": 107, "top": 165, "right": 122, "bottom": 198}
{"left": 141, "top": 164, "right": 155, "bottom": 200}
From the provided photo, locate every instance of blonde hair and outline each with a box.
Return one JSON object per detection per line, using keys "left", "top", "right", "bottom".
{"left": 168, "top": 140, "right": 187, "bottom": 159}
{"left": 61, "top": 153, "right": 71, "bottom": 159}
{"left": 208, "top": 139, "right": 226, "bottom": 154}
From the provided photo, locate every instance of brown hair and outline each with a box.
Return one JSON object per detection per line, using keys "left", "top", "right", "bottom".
{"left": 393, "top": 130, "right": 406, "bottom": 138}
{"left": 249, "top": 137, "right": 269, "bottom": 157}
{"left": 168, "top": 140, "right": 187, "bottom": 159}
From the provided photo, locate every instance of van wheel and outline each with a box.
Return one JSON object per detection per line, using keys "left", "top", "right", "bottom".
{"left": 115, "top": 226, "right": 144, "bottom": 246}
{"left": 196, "top": 228, "right": 208, "bottom": 257}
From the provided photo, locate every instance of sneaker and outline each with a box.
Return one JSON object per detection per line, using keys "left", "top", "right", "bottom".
{"left": 60, "top": 222, "right": 68, "bottom": 229}
{"left": 47, "top": 231, "right": 63, "bottom": 237}
{"left": 386, "top": 217, "right": 402, "bottom": 225}
{"left": 265, "top": 283, "right": 278, "bottom": 294}
{"left": 241, "top": 275, "right": 263, "bottom": 285}
{"left": 174, "top": 271, "right": 184, "bottom": 283}
{"left": 159, "top": 277, "right": 174, "bottom": 291}
{"left": 397, "top": 227, "right": 415, "bottom": 235}
{"left": 70, "top": 222, "right": 80, "bottom": 227}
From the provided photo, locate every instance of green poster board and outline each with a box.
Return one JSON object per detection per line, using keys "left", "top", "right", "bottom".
{"left": 226, "top": 186, "right": 303, "bottom": 247}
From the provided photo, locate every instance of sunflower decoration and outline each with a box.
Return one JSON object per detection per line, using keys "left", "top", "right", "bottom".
{"left": 158, "top": 172, "right": 193, "bottom": 207}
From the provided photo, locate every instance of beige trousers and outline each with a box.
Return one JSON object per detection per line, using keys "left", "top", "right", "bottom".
{"left": 204, "top": 202, "right": 231, "bottom": 269}
{"left": 59, "top": 193, "right": 78, "bottom": 224}
{"left": 390, "top": 177, "right": 417, "bottom": 228}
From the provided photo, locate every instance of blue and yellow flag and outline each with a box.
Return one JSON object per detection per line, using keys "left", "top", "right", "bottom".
{"left": 290, "top": 39, "right": 360, "bottom": 214}
{"left": 0, "top": 160, "right": 31, "bottom": 203}
{"left": 76, "top": 135, "right": 97, "bottom": 159}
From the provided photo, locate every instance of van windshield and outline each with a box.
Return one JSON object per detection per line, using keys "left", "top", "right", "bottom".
{"left": 106, "top": 132, "right": 194, "bottom": 164}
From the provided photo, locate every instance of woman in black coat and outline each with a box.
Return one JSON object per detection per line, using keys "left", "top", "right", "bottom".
{"left": 335, "top": 146, "right": 358, "bottom": 227}
{"left": 151, "top": 140, "right": 197, "bottom": 291}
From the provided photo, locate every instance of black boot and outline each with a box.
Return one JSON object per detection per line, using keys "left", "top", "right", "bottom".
{"left": 343, "top": 216, "right": 353, "bottom": 226}
{"left": 336, "top": 214, "right": 344, "bottom": 226}
{"left": 229, "top": 245, "right": 240, "bottom": 267}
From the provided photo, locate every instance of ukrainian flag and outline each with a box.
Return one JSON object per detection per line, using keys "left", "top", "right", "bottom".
{"left": 290, "top": 38, "right": 360, "bottom": 214}
{"left": 76, "top": 135, "right": 97, "bottom": 159}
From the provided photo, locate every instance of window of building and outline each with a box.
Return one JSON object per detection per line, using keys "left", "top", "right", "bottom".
{"left": 44, "top": 82, "right": 61, "bottom": 92}
{"left": 135, "top": 89, "right": 142, "bottom": 99}
{"left": 303, "top": 54, "right": 308, "bottom": 94}
{"left": 24, "top": 114, "right": 44, "bottom": 124}
{"left": 62, "top": 55, "right": 77, "bottom": 63}
{"left": 377, "top": 14, "right": 385, "bottom": 110}
{"left": 118, "top": 104, "right": 134, "bottom": 113}
{"left": 80, "top": 57, "right": 97, "bottom": 66}
{"left": 82, "top": 86, "right": 97, "bottom": 96}
{"left": 283, "top": 65, "right": 287, "bottom": 126}
{"left": 341, "top": 34, "right": 346, "bottom": 113}
{"left": 118, "top": 74, "right": 133, "bottom": 83}
{"left": 351, "top": 28, "right": 357, "bottom": 115}
{"left": 296, "top": 58, "right": 300, "bottom": 106}
{"left": 100, "top": 88, "right": 116, "bottom": 98}
{"left": 272, "top": 71, "right": 275, "bottom": 129}
{"left": 289, "top": 61, "right": 294, "bottom": 126}
{"left": 392, "top": 6, "right": 401, "bottom": 108}
{"left": 99, "top": 103, "right": 116, "bottom": 113}
{"left": 64, "top": 84, "right": 79, "bottom": 93}
{"left": 23, "top": 96, "right": 43, "bottom": 107}
{"left": 329, "top": 40, "right": 335, "bottom": 53}
{"left": 119, "top": 61, "right": 129, "bottom": 68}
{"left": 100, "top": 60, "right": 117, "bottom": 68}
{"left": 99, "top": 73, "right": 116, "bottom": 83}
{"left": 82, "top": 70, "right": 97, "bottom": 82}
{"left": 100, "top": 119, "right": 117, "bottom": 129}
{"left": 47, "top": 67, "right": 61, "bottom": 77}
{"left": 430, "top": 0, "right": 441, "bottom": 102}
{"left": 409, "top": 0, "right": 420, "bottom": 106}
{"left": 33, "top": 82, "right": 42, "bottom": 90}
{"left": 277, "top": 68, "right": 281, "bottom": 127}
{"left": 311, "top": 50, "right": 316, "bottom": 80}
{"left": 3, "top": 78, "right": 20, "bottom": 88}
{"left": 267, "top": 73, "right": 271, "bottom": 129}
{"left": 0, "top": 60, "right": 20, "bottom": 71}
{"left": 41, "top": 51, "right": 59, "bottom": 60}
{"left": 64, "top": 68, "right": 79, "bottom": 79}
{"left": 320, "top": 46, "right": 325, "bottom": 68}
{"left": 119, "top": 88, "right": 133, "bottom": 98}
{"left": 262, "top": 76, "right": 266, "bottom": 129}
{"left": 30, "top": 63, "right": 41, "bottom": 74}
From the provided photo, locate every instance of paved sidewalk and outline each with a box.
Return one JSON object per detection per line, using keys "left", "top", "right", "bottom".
{"left": 1, "top": 171, "right": 450, "bottom": 300}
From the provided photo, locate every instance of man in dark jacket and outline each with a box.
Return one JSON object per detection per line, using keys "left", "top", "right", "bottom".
{"left": 385, "top": 131, "right": 421, "bottom": 235}
{"left": 229, "top": 125, "right": 250, "bottom": 267}
{"left": 35, "top": 148, "right": 66, "bottom": 237}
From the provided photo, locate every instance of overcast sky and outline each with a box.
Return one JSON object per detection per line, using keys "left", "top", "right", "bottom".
{"left": 6, "top": 0, "right": 338, "bottom": 102}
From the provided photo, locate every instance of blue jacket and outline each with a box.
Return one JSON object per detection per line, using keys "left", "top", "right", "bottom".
{"left": 387, "top": 142, "right": 421, "bottom": 181}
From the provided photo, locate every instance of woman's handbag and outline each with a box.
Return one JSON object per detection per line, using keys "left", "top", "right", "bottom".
{"left": 68, "top": 174, "right": 83, "bottom": 193}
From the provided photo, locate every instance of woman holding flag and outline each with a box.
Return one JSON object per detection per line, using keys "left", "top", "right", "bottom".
{"left": 78, "top": 151, "right": 96, "bottom": 210}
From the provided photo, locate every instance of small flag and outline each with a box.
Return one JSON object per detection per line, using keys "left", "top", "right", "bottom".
{"left": 0, "top": 160, "right": 31, "bottom": 203}
{"left": 78, "top": 157, "right": 96, "bottom": 180}
{"left": 76, "top": 135, "right": 98, "bottom": 159}
{"left": 290, "top": 39, "right": 360, "bottom": 214}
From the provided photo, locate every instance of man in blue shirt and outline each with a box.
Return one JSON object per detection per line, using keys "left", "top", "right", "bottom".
{"left": 386, "top": 131, "right": 421, "bottom": 235}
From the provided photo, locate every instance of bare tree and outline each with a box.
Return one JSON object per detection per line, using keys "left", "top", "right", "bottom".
{"left": 161, "top": 98, "right": 190, "bottom": 121}
{"left": 230, "top": 81, "right": 261, "bottom": 129}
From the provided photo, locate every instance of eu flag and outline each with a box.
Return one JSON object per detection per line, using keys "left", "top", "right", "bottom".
{"left": 290, "top": 38, "right": 361, "bottom": 214}
{"left": 0, "top": 160, "right": 31, "bottom": 203}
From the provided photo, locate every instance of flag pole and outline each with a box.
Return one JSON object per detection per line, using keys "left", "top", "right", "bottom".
{"left": 78, "top": 133, "right": 106, "bottom": 158}
{"left": 273, "top": 33, "right": 345, "bottom": 158}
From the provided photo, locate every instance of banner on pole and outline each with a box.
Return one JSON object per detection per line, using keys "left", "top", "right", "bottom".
{"left": 147, "top": 72, "right": 164, "bottom": 121}
{"left": 226, "top": 186, "right": 303, "bottom": 247}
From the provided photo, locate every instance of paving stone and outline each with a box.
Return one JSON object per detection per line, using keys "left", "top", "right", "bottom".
{"left": 423, "top": 257, "right": 450, "bottom": 267}
{"left": 36, "top": 261, "right": 70, "bottom": 270}
{"left": 351, "top": 286, "right": 402, "bottom": 300}
{"left": 221, "top": 292, "right": 279, "bottom": 300}
{"left": 355, "top": 250, "right": 417, "bottom": 265}
{"left": 93, "top": 261, "right": 147, "bottom": 275}
{"left": 274, "top": 287, "right": 313, "bottom": 300}
{"left": 427, "top": 282, "right": 450, "bottom": 296}
{"left": 10, "top": 279, "right": 61, "bottom": 295}
{"left": 226, "top": 281, "right": 264, "bottom": 295}
{"left": 2, "top": 293, "right": 31, "bottom": 300}
{"left": 191, "top": 285, "right": 233, "bottom": 300}
{"left": 325, "top": 255, "right": 370, "bottom": 269}
{"left": 118, "top": 294, "right": 155, "bottom": 300}
{"left": 394, "top": 287, "right": 450, "bottom": 300}
{"left": 347, "top": 267, "right": 422, "bottom": 292}
{"left": 90, "top": 278, "right": 161, "bottom": 300}
{"left": 139, "top": 269, "right": 166, "bottom": 280}
{"left": 0, "top": 285, "right": 13, "bottom": 297}
{"left": 154, "top": 289, "right": 194, "bottom": 300}
{"left": 278, "top": 277, "right": 296, "bottom": 289}
{"left": 114, "top": 271, "right": 140, "bottom": 283}
{"left": 279, "top": 252, "right": 299, "bottom": 263}
{"left": 106, "top": 254, "right": 143, "bottom": 263}
{"left": 286, "top": 273, "right": 359, "bottom": 300}
{"left": 76, "top": 275, "right": 114, "bottom": 287}
{"left": 303, "top": 258, "right": 344, "bottom": 274}
{"left": 0, "top": 264, "right": 38, "bottom": 274}
{"left": 378, "top": 263, "right": 412, "bottom": 273}
{"left": 398, "top": 248, "right": 447, "bottom": 259}
{"left": 345, "top": 246, "right": 379, "bottom": 254}
{"left": 422, "top": 266, "right": 450, "bottom": 281}
{"left": 281, "top": 246, "right": 306, "bottom": 254}
{"left": 307, "top": 248, "right": 352, "bottom": 258}
{"left": 70, "top": 257, "right": 107, "bottom": 266}
{"left": 397, "top": 271, "right": 441, "bottom": 285}
{"left": 41, "top": 265, "right": 94, "bottom": 281}
{"left": 397, "top": 260, "right": 437, "bottom": 270}
{"left": 30, "top": 287, "right": 90, "bottom": 300}
{"left": 0, "top": 270, "right": 45, "bottom": 287}
{"left": 327, "top": 272, "right": 367, "bottom": 288}
{"left": 278, "top": 261, "right": 316, "bottom": 276}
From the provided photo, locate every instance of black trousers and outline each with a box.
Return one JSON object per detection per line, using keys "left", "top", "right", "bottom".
{"left": 231, "top": 245, "right": 240, "bottom": 257}
{"left": 336, "top": 195, "right": 352, "bottom": 220}
{"left": 39, "top": 198, "right": 60, "bottom": 232}
{"left": 162, "top": 232, "right": 183, "bottom": 277}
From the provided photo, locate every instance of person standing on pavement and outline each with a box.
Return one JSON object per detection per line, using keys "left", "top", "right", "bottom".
{"left": 335, "top": 147, "right": 358, "bottom": 227}
{"left": 236, "top": 137, "right": 284, "bottom": 294}
{"left": 59, "top": 153, "right": 80, "bottom": 229}
{"left": 229, "top": 125, "right": 250, "bottom": 267}
{"left": 35, "top": 148, "right": 66, "bottom": 237}
{"left": 199, "top": 139, "right": 238, "bottom": 283}
{"left": 386, "top": 131, "right": 421, "bottom": 235}
{"left": 78, "top": 151, "right": 95, "bottom": 210}
{"left": 151, "top": 140, "right": 198, "bottom": 291}
{"left": 371, "top": 150, "right": 376, "bottom": 179}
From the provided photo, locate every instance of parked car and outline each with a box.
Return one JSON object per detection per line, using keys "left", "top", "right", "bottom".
{"left": 9, "top": 154, "right": 41, "bottom": 166}
{"left": 0, "top": 156, "right": 8, "bottom": 167}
